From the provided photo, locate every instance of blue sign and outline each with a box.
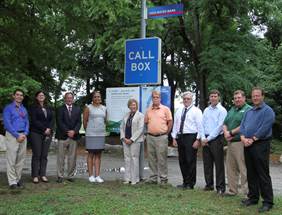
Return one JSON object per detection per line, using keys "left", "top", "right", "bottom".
{"left": 148, "top": 3, "right": 184, "bottom": 19}
{"left": 125, "top": 37, "right": 161, "bottom": 85}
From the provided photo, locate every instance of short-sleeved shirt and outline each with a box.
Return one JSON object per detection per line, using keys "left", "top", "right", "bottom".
{"left": 224, "top": 103, "right": 252, "bottom": 142}
{"left": 145, "top": 104, "right": 172, "bottom": 134}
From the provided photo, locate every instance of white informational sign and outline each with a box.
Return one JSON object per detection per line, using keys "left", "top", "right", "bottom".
{"left": 106, "top": 87, "right": 140, "bottom": 133}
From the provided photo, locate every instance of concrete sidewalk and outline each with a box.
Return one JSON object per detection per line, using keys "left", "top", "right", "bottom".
{"left": 0, "top": 147, "right": 282, "bottom": 195}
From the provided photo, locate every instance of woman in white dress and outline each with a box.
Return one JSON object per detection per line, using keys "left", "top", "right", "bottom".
{"left": 120, "top": 99, "right": 144, "bottom": 185}
{"left": 83, "top": 91, "right": 107, "bottom": 183}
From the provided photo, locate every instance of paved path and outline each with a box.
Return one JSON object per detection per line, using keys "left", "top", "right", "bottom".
{"left": 0, "top": 148, "right": 282, "bottom": 195}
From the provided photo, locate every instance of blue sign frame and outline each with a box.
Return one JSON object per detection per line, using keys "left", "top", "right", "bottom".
{"left": 148, "top": 3, "right": 184, "bottom": 19}
{"left": 124, "top": 37, "right": 161, "bottom": 85}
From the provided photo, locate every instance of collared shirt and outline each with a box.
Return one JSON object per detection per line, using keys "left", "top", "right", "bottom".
{"left": 3, "top": 101, "right": 29, "bottom": 138}
{"left": 224, "top": 103, "right": 252, "bottom": 142}
{"left": 202, "top": 103, "right": 227, "bottom": 141}
{"left": 240, "top": 102, "right": 275, "bottom": 139}
{"left": 171, "top": 105, "right": 203, "bottom": 139}
{"left": 144, "top": 104, "right": 172, "bottom": 134}
{"left": 66, "top": 104, "right": 72, "bottom": 111}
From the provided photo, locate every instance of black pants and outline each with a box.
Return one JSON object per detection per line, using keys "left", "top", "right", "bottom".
{"left": 202, "top": 135, "right": 225, "bottom": 191}
{"left": 244, "top": 140, "right": 273, "bottom": 205}
{"left": 177, "top": 133, "right": 197, "bottom": 188}
{"left": 30, "top": 131, "right": 51, "bottom": 177}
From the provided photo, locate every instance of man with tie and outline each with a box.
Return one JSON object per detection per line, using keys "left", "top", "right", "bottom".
{"left": 3, "top": 89, "right": 29, "bottom": 189}
{"left": 171, "top": 92, "right": 203, "bottom": 189}
{"left": 56, "top": 92, "right": 81, "bottom": 183}
{"left": 201, "top": 89, "right": 227, "bottom": 195}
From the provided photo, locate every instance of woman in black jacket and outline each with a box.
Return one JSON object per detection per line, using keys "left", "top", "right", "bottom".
{"left": 29, "top": 91, "right": 53, "bottom": 183}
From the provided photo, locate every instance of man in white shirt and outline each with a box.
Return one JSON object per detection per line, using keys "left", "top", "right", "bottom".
{"left": 172, "top": 92, "right": 203, "bottom": 189}
{"left": 201, "top": 89, "right": 227, "bottom": 195}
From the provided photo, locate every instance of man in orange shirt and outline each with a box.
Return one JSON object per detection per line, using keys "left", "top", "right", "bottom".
{"left": 144, "top": 90, "right": 173, "bottom": 184}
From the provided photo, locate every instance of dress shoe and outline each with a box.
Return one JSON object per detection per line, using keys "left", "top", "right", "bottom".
{"left": 67, "top": 178, "right": 75, "bottom": 182}
{"left": 223, "top": 192, "right": 236, "bottom": 197}
{"left": 258, "top": 204, "right": 272, "bottom": 213}
{"left": 17, "top": 180, "right": 24, "bottom": 189}
{"left": 241, "top": 198, "right": 258, "bottom": 206}
{"left": 57, "top": 177, "right": 63, "bottom": 183}
{"left": 10, "top": 184, "right": 18, "bottom": 189}
{"left": 131, "top": 181, "right": 139, "bottom": 185}
{"left": 177, "top": 184, "right": 188, "bottom": 189}
{"left": 217, "top": 190, "right": 225, "bottom": 196}
{"left": 177, "top": 184, "right": 193, "bottom": 190}
{"left": 41, "top": 176, "right": 48, "bottom": 183}
{"left": 203, "top": 186, "right": 214, "bottom": 191}
{"left": 145, "top": 179, "right": 158, "bottom": 184}
{"left": 33, "top": 177, "right": 39, "bottom": 184}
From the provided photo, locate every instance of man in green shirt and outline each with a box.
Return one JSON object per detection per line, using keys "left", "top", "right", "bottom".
{"left": 223, "top": 90, "right": 252, "bottom": 196}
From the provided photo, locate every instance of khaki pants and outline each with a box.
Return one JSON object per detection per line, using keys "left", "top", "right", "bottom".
{"left": 123, "top": 141, "right": 141, "bottom": 184}
{"left": 5, "top": 132, "right": 27, "bottom": 185}
{"left": 57, "top": 138, "right": 77, "bottom": 178}
{"left": 226, "top": 141, "right": 248, "bottom": 194}
{"left": 146, "top": 134, "right": 168, "bottom": 182}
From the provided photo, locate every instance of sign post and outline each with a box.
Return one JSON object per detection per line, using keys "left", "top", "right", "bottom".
{"left": 124, "top": 37, "right": 161, "bottom": 85}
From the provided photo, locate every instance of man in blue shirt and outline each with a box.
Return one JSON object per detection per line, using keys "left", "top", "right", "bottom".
{"left": 240, "top": 87, "right": 275, "bottom": 213}
{"left": 3, "top": 89, "right": 29, "bottom": 189}
{"left": 201, "top": 90, "right": 227, "bottom": 195}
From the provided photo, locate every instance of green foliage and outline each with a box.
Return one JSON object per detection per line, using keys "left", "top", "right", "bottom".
{"left": 0, "top": 0, "right": 282, "bottom": 136}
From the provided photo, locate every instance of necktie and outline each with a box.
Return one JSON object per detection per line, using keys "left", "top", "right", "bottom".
{"left": 68, "top": 105, "right": 72, "bottom": 117}
{"left": 179, "top": 108, "right": 188, "bottom": 134}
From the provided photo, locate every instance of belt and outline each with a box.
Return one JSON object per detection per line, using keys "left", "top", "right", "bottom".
{"left": 148, "top": 133, "right": 167, "bottom": 137}
{"left": 205, "top": 134, "right": 223, "bottom": 138}
{"left": 17, "top": 130, "right": 25, "bottom": 133}
{"left": 179, "top": 133, "right": 197, "bottom": 136}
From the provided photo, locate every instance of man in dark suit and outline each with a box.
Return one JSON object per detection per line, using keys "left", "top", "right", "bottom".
{"left": 56, "top": 92, "right": 81, "bottom": 183}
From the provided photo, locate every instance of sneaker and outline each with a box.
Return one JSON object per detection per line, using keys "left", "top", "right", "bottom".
{"left": 89, "top": 176, "right": 96, "bottom": 183}
{"left": 123, "top": 181, "right": 130, "bottom": 184}
{"left": 95, "top": 176, "right": 104, "bottom": 183}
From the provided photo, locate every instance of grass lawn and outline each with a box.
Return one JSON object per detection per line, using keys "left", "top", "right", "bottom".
{"left": 0, "top": 178, "right": 281, "bottom": 215}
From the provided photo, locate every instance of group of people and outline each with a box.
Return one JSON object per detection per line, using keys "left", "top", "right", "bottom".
{"left": 119, "top": 88, "right": 275, "bottom": 213}
{"left": 2, "top": 90, "right": 106, "bottom": 187}
{"left": 2, "top": 86, "right": 275, "bottom": 213}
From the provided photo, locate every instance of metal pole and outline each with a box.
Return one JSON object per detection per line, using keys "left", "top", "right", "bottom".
{"left": 141, "top": 0, "right": 146, "bottom": 38}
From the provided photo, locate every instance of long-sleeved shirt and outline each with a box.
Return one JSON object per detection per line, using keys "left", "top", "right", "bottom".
{"left": 171, "top": 105, "right": 203, "bottom": 139}
{"left": 202, "top": 103, "right": 227, "bottom": 141}
{"left": 240, "top": 102, "right": 275, "bottom": 139}
{"left": 3, "top": 101, "right": 29, "bottom": 138}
